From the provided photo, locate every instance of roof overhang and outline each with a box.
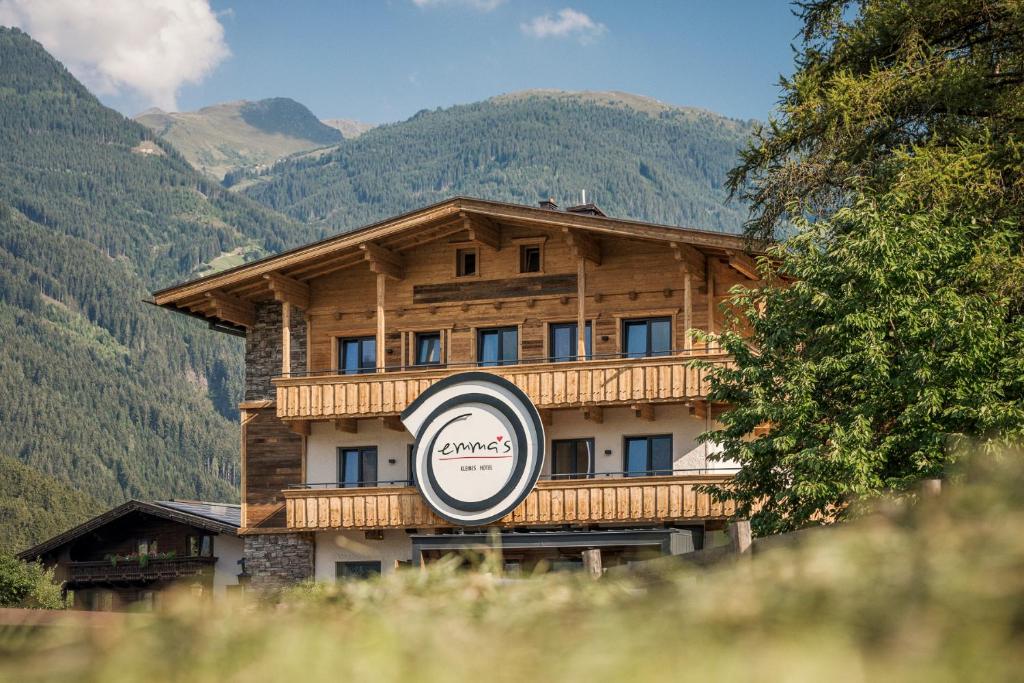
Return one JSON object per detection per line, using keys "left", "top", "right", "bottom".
{"left": 18, "top": 500, "right": 240, "bottom": 561}
{"left": 151, "top": 196, "right": 764, "bottom": 332}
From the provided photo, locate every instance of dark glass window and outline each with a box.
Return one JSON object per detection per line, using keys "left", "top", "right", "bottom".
{"left": 622, "top": 317, "right": 672, "bottom": 358}
{"left": 549, "top": 322, "right": 592, "bottom": 362}
{"left": 187, "top": 535, "right": 213, "bottom": 557}
{"left": 339, "top": 336, "right": 376, "bottom": 374}
{"left": 414, "top": 332, "right": 442, "bottom": 366}
{"left": 520, "top": 244, "right": 541, "bottom": 273}
{"left": 456, "top": 248, "right": 477, "bottom": 277}
{"left": 624, "top": 435, "right": 673, "bottom": 477}
{"left": 338, "top": 447, "right": 378, "bottom": 488}
{"left": 407, "top": 444, "right": 416, "bottom": 486}
{"left": 477, "top": 327, "right": 518, "bottom": 366}
{"left": 551, "top": 439, "right": 593, "bottom": 479}
{"left": 336, "top": 561, "right": 382, "bottom": 581}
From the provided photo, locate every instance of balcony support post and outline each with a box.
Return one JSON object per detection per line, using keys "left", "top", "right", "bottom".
{"left": 706, "top": 258, "right": 716, "bottom": 352}
{"left": 576, "top": 256, "right": 587, "bottom": 360}
{"left": 682, "top": 268, "right": 693, "bottom": 352}
{"left": 281, "top": 301, "right": 291, "bottom": 376}
{"left": 376, "top": 273, "right": 386, "bottom": 372}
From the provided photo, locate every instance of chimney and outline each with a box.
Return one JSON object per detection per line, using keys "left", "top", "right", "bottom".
{"left": 539, "top": 197, "right": 559, "bottom": 210}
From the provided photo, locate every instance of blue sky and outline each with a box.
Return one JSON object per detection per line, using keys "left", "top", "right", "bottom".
{"left": 2, "top": 0, "right": 802, "bottom": 124}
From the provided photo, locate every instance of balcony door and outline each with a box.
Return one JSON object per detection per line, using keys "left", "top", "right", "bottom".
{"left": 549, "top": 322, "right": 592, "bottom": 362}
{"left": 338, "top": 446, "right": 378, "bottom": 488}
{"left": 622, "top": 318, "right": 672, "bottom": 358}
{"left": 477, "top": 327, "right": 518, "bottom": 367}
{"left": 624, "top": 435, "right": 673, "bottom": 477}
{"left": 339, "top": 336, "right": 376, "bottom": 375}
{"left": 551, "top": 438, "right": 594, "bottom": 479}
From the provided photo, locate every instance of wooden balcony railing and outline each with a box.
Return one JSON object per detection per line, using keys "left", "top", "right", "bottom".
{"left": 273, "top": 353, "right": 731, "bottom": 421}
{"left": 67, "top": 556, "right": 217, "bottom": 584}
{"left": 283, "top": 474, "right": 735, "bottom": 531}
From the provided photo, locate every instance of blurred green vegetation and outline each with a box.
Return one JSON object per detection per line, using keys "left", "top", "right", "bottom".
{"left": 2, "top": 452, "right": 1023, "bottom": 682}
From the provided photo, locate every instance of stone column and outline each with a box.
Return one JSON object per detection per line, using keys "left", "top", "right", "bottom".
{"left": 243, "top": 533, "right": 315, "bottom": 591}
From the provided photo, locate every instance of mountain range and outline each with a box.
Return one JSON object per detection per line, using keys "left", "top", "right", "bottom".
{"left": 0, "top": 25, "right": 753, "bottom": 553}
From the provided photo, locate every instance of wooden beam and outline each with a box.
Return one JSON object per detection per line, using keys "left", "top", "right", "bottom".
{"left": 582, "top": 405, "right": 603, "bottom": 424}
{"left": 263, "top": 272, "right": 310, "bottom": 309}
{"left": 381, "top": 416, "right": 406, "bottom": 432}
{"left": 670, "top": 242, "right": 705, "bottom": 274}
{"left": 632, "top": 403, "right": 655, "bottom": 421}
{"left": 462, "top": 213, "right": 501, "bottom": 250}
{"left": 204, "top": 290, "right": 255, "bottom": 328}
{"left": 376, "top": 273, "right": 386, "bottom": 372}
{"left": 576, "top": 256, "right": 587, "bottom": 359}
{"left": 334, "top": 418, "right": 358, "bottom": 434}
{"left": 727, "top": 250, "right": 760, "bottom": 280}
{"left": 281, "top": 301, "right": 291, "bottom": 376}
{"left": 683, "top": 271, "right": 693, "bottom": 352}
{"left": 361, "top": 242, "right": 405, "bottom": 280}
{"left": 562, "top": 228, "right": 601, "bottom": 265}
{"left": 539, "top": 409, "right": 553, "bottom": 427}
{"left": 288, "top": 420, "right": 310, "bottom": 437}
{"left": 706, "top": 258, "right": 717, "bottom": 351}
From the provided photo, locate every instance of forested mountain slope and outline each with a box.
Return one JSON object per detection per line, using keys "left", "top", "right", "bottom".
{"left": 136, "top": 98, "right": 352, "bottom": 181}
{"left": 0, "top": 28, "right": 322, "bottom": 551}
{"left": 238, "top": 90, "right": 753, "bottom": 234}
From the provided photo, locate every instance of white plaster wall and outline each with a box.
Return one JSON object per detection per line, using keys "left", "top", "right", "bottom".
{"left": 212, "top": 533, "right": 244, "bottom": 597}
{"left": 314, "top": 530, "right": 413, "bottom": 580}
{"left": 305, "top": 405, "right": 736, "bottom": 486}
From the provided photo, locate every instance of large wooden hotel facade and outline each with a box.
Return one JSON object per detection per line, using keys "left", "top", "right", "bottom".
{"left": 154, "top": 197, "right": 759, "bottom": 586}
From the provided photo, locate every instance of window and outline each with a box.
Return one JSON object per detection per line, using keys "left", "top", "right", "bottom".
{"left": 338, "top": 447, "right": 378, "bottom": 488}
{"left": 622, "top": 317, "right": 672, "bottom": 358}
{"left": 187, "top": 534, "right": 213, "bottom": 557}
{"left": 551, "top": 439, "right": 594, "bottom": 480}
{"left": 624, "top": 435, "right": 673, "bottom": 477}
{"left": 549, "top": 322, "right": 592, "bottom": 362}
{"left": 520, "top": 244, "right": 541, "bottom": 273}
{"left": 477, "top": 327, "right": 518, "bottom": 366}
{"left": 407, "top": 444, "right": 416, "bottom": 486}
{"left": 339, "top": 336, "right": 376, "bottom": 375}
{"left": 136, "top": 539, "right": 156, "bottom": 555}
{"left": 456, "top": 248, "right": 478, "bottom": 277}
{"left": 336, "top": 561, "right": 382, "bottom": 581}
{"left": 414, "top": 332, "right": 442, "bottom": 366}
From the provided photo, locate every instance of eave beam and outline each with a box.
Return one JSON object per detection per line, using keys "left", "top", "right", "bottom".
{"left": 726, "top": 250, "right": 760, "bottom": 280}
{"left": 670, "top": 242, "right": 706, "bottom": 275}
{"left": 563, "top": 228, "right": 601, "bottom": 265}
{"left": 205, "top": 290, "right": 255, "bottom": 329}
{"left": 263, "top": 272, "right": 310, "bottom": 309}
{"left": 462, "top": 213, "right": 501, "bottom": 250}
{"left": 360, "top": 242, "right": 405, "bottom": 280}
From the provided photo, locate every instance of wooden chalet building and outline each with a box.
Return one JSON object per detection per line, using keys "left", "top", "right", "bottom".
{"left": 153, "top": 197, "right": 761, "bottom": 586}
{"left": 19, "top": 500, "right": 244, "bottom": 610}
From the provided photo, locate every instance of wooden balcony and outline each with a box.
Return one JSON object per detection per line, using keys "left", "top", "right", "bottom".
{"left": 274, "top": 353, "right": 731, "bottom": 421}
{"left": 283, "top": 474, "right": 735, "bottom": 531}
{"left": 67, "top": 557, "right": 217, "bottom": 584}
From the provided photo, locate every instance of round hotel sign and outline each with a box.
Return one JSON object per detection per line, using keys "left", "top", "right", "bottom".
{"left": 400, "top": 372, "right": 545, "bottom": 525}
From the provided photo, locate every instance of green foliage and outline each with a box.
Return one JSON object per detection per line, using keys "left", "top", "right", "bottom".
{"left": 0, "top": 555, "right": 65, "bottom": 610}
{"left": 3, "top": 453, "right": 1024, "bottom": 679}
{"left": 704, "top": 146, "right": 1024, "bottom": 533}
{"left": 236, "top": 94, "right": 753, "bottom": 233}
{"left": 729, "top": 0, "right": 1024, "bottom": 240}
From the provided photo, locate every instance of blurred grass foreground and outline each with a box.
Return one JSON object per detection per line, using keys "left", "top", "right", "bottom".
{"left": 2, "top": 453, "right": 1024, "bottom": 682}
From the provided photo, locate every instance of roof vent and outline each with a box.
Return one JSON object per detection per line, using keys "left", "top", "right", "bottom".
{"left": 539, "top": 197, "right": 559, "bottom": 210}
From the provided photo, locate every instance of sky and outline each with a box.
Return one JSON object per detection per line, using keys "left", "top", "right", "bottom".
{"left": 0, "top": 0, "right": 802, "bottom": 124}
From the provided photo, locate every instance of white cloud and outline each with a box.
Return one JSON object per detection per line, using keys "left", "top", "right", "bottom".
{"left": 0, "top": 0, "right": 229, "bottom": 111}
{"left": 520, "top": 8, "right": 607, "bottom": 43}
{"left": 412, "top": 0, "right": 505, "bottom": 11}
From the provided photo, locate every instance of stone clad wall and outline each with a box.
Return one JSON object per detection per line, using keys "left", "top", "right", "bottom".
{"left": 245, "top": 301, "right": 307, "bottom": 401}
{"left": 243, "top": 533, "right": 315, "bottom": 590}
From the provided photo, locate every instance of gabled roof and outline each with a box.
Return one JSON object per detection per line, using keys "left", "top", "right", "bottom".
{"left": 17, "top": 500, "right": 240, "bottom": 561}
{"left": 151, "top": 196, "right": 760, "bottom": 333}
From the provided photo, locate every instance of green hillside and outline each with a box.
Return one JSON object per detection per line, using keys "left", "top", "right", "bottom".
{"left": 136, "top": 97, "right": 347, "bottom": 181}
{"left": 236, "top": 89, "right": 754, "bottom": 234}
{"left": 0, "top": 27, "right": 323, "bottom": 551}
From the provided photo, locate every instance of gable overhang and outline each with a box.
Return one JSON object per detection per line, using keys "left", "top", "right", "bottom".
{"left": 151, "top": 196, "right": 764, "bottom": 332}
{"left": 17, "top": 500, "right": 240, "bottom": 561}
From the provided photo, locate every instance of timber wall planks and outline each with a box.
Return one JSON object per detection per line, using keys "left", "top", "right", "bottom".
{"left": 283, "top": 475, "right": 735, "bottom": 531}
